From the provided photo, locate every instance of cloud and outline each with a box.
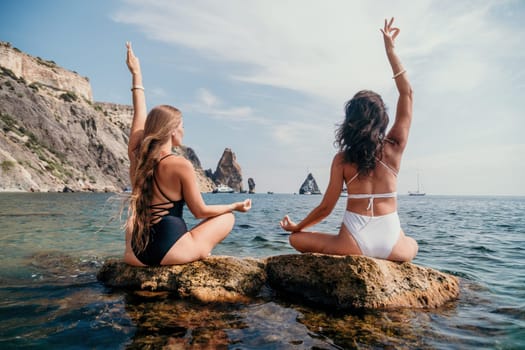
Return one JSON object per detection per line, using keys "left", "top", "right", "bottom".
{"left": 188, "top": 88, "right": 269, "bottom": 124}
{"left": 112, "top": 0, "right": 525, "bottom": 194}
{"left": 113, "top": 0, "right": 524, "bottom": 121}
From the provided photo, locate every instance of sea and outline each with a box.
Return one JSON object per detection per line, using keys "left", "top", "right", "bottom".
{"left": 0, "top": 192, "right": 524, "bottom": 349}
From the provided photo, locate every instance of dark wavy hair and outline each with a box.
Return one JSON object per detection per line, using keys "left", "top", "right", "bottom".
{"left": 334, "top": 90, "right": 389, "bottom": 176}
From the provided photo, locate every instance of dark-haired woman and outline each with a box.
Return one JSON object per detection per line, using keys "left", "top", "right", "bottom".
{"left": 280, "top": 18, "right": 418, "bottom": 262}
{"left": 123, "top": 42, "right": 251, "bottom": 266}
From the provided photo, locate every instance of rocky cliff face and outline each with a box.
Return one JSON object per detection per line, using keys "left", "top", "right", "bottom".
{"left": 0, "top": 41, "right": 229, "bottom": 193}
{"left": 0, "top": 65, "right": 130, "bottom": 192}
{"left": 211, "top": 148, "right": 244, "bottom": 192}
{"left": 0, "top": 42, "right": 92, "bottom": 101}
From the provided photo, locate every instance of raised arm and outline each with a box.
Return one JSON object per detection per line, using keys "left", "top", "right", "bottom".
{"left": 126, "top": 42, "right": 147, "bottom": 162}
{"left": 382, "top": 18, "right": 413, "bottom": 152}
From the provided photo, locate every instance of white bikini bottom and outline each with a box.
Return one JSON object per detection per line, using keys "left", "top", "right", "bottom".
{"left": 343, "top": 210, "right": 401, "bottom": 259}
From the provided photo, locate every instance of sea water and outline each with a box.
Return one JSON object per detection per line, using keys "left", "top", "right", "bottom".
{"left": 0, "top": 193, "right": 524, "bottom": 349}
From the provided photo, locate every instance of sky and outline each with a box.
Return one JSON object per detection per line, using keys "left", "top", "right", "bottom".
{"left": 1, "top": 0, "right": 524, "bottom": 195}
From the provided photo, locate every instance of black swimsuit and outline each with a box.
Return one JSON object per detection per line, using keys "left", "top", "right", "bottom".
{"left": 132, "top": 154, "right": 188, "bottom": 266}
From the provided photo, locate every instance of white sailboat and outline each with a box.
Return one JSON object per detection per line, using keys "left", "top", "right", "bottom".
{"left": 408, "top": 173, "right": 426, "bottom": 196}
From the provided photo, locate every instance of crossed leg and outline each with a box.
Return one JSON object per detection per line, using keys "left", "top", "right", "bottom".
{"left": 288, "top": 224, "right": 362, "bottom": 256}
{"left": 161, "top": 212, "right": 235, "bottom": 265}
{"left": 289, "top": 224, "right": 418, "bottom": 262}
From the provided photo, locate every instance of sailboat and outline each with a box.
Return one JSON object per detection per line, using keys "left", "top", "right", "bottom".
{"left": 408, "top": 173, "right": 426, "bottom": 196}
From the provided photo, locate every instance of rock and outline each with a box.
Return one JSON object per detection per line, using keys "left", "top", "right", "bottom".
{"left": 266, "top": 254, "right": 459, "bottom": 309}
{"left": 212, "top": 148, "right": 243, "bottom": 192}
{"left": 248, "top": 177, "right": 256, "bottom": 193}
{"left": 299, "top": 173, "right": 321, "bottom": 194}
{"left": 97, "top": 256, "right": 266, "bottom": 303}
{"left": 98, "top": 253, "right": 459, "bottom": 310}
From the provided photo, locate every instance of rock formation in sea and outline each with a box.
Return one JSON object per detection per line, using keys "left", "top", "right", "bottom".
{"left": 98, "top": 253, "right": 459, "bottom": 309}
{"left": 299, "top": 173, "right": 321, "bottom": 194}
{"left": 248, "top": 177, "right": 256, "bottom": 194}
{"left": 0, "top": 41, "right": 219, "bottom": 193}
{"left": 210, "top": 148, "right": 244, "bottom": 192}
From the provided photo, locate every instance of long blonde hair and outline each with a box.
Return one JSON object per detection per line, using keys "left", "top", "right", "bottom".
{"left": 127, "top": 105, "right": 182, "bottom": 253}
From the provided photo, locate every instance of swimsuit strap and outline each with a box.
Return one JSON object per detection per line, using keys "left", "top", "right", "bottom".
{"left": 153, "top": 154, "right": 176, "bottom": 202}
{"left": 346, "top": 172, "right": 360, "bottom": 187}
{"left": 347, "top": 192, "right": 397, "bottom": 216}
{"left": 346, "top": 159, "right": 397, "bottom": 187}
{"left": 150, "top": 154, "right": 178, "bottom": 223}
{"left": 377, "top": 158, "right": 398, "bottom": 177}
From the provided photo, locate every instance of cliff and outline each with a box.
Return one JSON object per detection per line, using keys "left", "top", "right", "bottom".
{"left": 0, "top": 41, "right": 232, "bottom": 193}
{"left": 0, "top": 65, "right": 130, "bottom": 192}
{"left": 0, "top": 42, "right": 92, "bottom": 101}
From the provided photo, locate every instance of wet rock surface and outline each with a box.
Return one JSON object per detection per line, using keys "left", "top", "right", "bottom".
{"left": 97, "top": 256, "right": 266, "bottom": 303}
{"left": 98, "top": 253, "right": 459, "bottom": 310}
{"left": 266, "top": 254, "right": 460, "bottom": 309}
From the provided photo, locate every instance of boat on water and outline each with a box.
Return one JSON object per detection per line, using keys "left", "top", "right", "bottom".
{"left": 213, "top": 184, "right": 234, "bottom": 193}
{"left": 408, "top": 191, "right": 426, "bottom": 196}
{"left": 408, "top": 173, "right": 426, "bottom": 196}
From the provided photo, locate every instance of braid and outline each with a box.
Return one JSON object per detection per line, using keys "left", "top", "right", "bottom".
{"left": 129, "top": 136, "right": 161, "bottom": 253}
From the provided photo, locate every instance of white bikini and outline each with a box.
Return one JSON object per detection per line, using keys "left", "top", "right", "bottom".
{"left": 343, "top": 160, "right": 401, "bottom": 259}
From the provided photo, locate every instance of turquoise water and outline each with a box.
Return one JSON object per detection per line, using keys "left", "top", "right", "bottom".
{"left": 0, "top": 193, "right": 524, "bottom": 349}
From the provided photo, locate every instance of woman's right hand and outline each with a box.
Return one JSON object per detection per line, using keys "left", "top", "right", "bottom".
{"left": 280, "top": 215, "right": 299, "bottom": 232}
{"left": 380, "top": 17, "right": 400, "bottom": 52}
{"left": 126, "top": 41, "right": 141, "bottom": 76}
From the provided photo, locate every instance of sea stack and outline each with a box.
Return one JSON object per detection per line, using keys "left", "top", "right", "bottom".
{"left": 248, "top": 178, "right": 256, "bottom": 194}
{"left": 299, "top": 173, "right": 321, "bottom": 194}
{"left": 212, "top": 148, "right": 243, "bottom": 192}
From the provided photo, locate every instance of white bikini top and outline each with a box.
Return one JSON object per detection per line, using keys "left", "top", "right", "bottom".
{"left": 346, "top": 159, "right": 398, "bottom": 213}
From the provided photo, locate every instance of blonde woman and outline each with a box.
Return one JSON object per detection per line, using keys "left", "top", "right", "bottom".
{"left": 123, "top": 42, "right": 251, "bottom": 266}
{"left": 280, "top": 18, "right": 418, "bottom": 262}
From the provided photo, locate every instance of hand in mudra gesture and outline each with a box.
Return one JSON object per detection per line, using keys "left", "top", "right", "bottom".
{"left": 381, "top": 17, "right": 400, "bottom": 50}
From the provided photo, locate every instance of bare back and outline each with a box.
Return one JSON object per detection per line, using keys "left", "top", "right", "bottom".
{"left": 343, "top": 141, "right": 401, "bottom": 216}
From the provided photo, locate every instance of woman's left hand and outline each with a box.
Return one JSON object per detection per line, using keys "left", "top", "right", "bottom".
{"left": 234, "top": 199, "right": 252, "bottom": 213}
{"left": 280, "top": 215, "right": 299, "bottom": 232}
